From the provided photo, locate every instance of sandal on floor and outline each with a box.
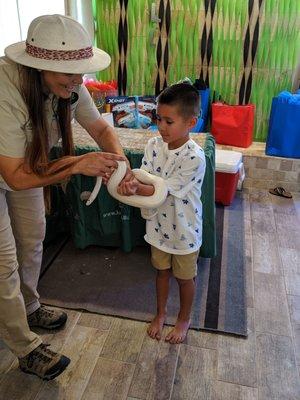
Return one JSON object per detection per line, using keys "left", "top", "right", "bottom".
{"left": 269, "top": 186, "right": 293, "bottom": 199}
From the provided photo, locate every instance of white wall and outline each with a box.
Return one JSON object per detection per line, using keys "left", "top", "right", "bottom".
{"left": 0, "top": 0, "right": 95, "bottom": 78}
{"left": 0, "top": 0, "right": 65, "bottom": 56}
{"left": 0, "top": 1, "right": 21, "bottom": 56}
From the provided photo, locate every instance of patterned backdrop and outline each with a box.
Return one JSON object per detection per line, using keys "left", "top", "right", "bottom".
{"left": 93, "top": 0, "right": 300, "bottom": 141}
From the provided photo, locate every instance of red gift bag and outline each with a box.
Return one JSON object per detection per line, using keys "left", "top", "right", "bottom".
{"left": 211, "top": 102, "right": 255, "bottom": 148}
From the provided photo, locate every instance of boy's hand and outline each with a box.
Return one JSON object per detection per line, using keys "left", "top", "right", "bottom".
{"left": 117, "top": 176, "right": 140, "bottom": 196}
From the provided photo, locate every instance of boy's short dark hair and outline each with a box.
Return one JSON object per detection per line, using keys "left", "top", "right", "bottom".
{"left": 157, "top": 83, "right": 200, "bottom": 119}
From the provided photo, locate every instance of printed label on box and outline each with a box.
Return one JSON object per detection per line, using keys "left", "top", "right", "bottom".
{"left": 106, "top": 96, "right": 138, "bottom": 128}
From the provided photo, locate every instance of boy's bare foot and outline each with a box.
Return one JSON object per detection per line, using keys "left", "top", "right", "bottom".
{"left": 147, "top": 315, "right": 166, "bottom": 340}
{"left": 165, "top": 319, "right": 190, "bottom": 344}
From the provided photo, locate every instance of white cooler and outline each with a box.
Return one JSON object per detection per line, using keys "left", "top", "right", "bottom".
{"left": 215, "top": 149, "right": 245, "bottom": 205}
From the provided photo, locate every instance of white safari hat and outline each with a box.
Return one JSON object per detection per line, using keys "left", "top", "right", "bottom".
{"left": 5, "top": 14, "right": 111, "bottom": 74}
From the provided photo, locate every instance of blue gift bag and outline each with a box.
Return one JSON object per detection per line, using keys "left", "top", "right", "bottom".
{"left": 266, "top": 91, "right": 300, "bottom": 158}
{"left": 190, "top": 88, "right": 210, "bottom": 133}
{"left": 190, "top": 116, "right": 205, "bottom": 133}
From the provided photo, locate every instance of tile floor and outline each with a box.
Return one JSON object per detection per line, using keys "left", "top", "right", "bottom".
{"left": 0, "top": 189, "right": 299, "bottom": 400}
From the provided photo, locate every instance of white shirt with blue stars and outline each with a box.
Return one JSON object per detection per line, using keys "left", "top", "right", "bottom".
{"left": 141, "top": 136, "right": 206, "bottom": 255}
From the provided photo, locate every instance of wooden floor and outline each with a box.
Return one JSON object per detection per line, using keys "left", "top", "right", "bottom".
{"left": 1, "top": 189, "right": 300, "bottom": 400}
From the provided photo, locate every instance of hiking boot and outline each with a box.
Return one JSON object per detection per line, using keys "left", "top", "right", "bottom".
{"left": 19, "top": 344, "right": 70, "bottom": 380}
{"left": 28, "top": 305, "right": 67, "bottom": 330}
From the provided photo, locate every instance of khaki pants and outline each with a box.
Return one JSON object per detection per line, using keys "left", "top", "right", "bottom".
{"left": 0, "top": 187, "right": 45, "bottom": 357}
{"left": 151, "top": 246, "right": 199, "bottom": 280}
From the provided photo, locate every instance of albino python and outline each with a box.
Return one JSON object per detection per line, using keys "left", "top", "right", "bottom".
{"left": 82, "top": 161, "right": 168, "bottom": 213}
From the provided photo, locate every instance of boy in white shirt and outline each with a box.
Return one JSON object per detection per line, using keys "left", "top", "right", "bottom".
{"left": 118, "top": 83, "right": 206, "bottom": 343}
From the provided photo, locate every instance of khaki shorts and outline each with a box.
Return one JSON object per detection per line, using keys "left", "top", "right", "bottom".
{"left": 151, "top": 246, "right": 199, "bottom": 280}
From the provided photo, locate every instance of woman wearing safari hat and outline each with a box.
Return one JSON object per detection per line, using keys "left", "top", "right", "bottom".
{"left": 0, "top": 14, "right": 129, "bottom": 380}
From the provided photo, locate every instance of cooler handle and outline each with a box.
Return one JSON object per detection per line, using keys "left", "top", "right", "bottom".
{"left": 237, "top": 162, "right": 245, "bottom": 190}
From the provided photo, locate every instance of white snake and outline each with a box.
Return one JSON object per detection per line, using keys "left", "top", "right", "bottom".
{"left": 82, "top": 161, "right": 168, "bottom": 212}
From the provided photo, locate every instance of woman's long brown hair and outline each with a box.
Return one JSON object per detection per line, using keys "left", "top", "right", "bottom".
{"left": 20, "top": 65, "right": 74, "bottom": 172}
{"left": 20, "top": 65, "right": 75, "bottom": 211}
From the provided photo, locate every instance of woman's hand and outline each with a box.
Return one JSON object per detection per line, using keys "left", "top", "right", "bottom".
{"left": 72, "top": 152, "right": 126, "bottom": 177}
{"left": 102, "top": 158, "right": 132, "bottom": 185}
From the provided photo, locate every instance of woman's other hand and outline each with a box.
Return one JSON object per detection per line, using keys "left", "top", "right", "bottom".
{"left": 72, "top": 152, "right": 126, "bottom": 177}
{"left": 102, "top": 158, "right": 132, "bottom": 185}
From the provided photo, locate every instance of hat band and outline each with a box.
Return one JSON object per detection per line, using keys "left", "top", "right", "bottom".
{"left": 25, "top": 42, "right": 93, "bottom": 61}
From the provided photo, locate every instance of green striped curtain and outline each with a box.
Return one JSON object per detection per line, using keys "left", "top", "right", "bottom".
{"left": 93, "top": 0, "right": 300, "bottom": 141}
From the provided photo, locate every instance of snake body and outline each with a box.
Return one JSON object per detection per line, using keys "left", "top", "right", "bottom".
{"left": 85, "top": 161, "right": 168, "bottom": 209}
